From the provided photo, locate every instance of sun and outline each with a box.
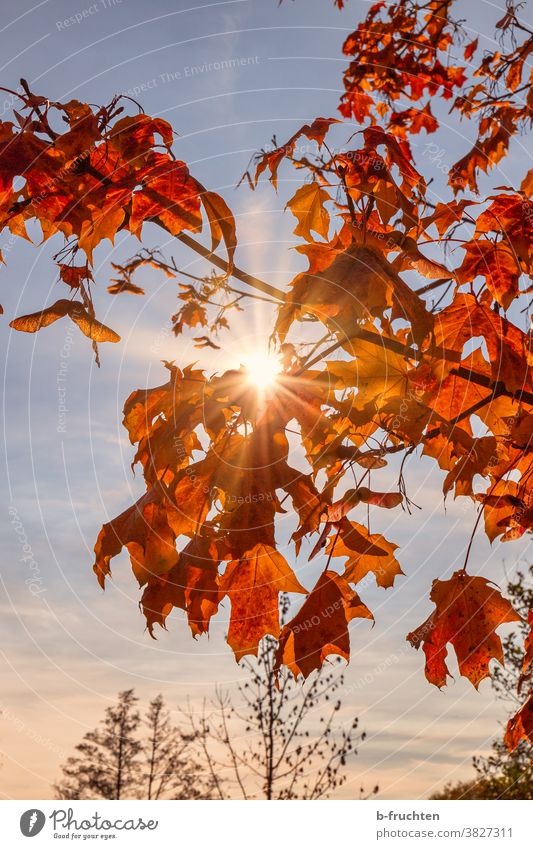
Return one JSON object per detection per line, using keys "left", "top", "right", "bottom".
{"left": 242, "top": 350, "right": 282, "bottom": 390}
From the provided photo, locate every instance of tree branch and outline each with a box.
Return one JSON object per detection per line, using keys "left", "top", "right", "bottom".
{"left": 176, "top": 232, "right": 286, "bottom": 302}
{"left": 169, "top": 225, "right": 533, "bottom": 407}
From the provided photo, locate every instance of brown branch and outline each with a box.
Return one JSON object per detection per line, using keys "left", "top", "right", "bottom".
{"left": 176, "top": 232, "right": 285, "bottom": 302}
{"left": 415, "top": 277, "right": 454, "bottom": 296}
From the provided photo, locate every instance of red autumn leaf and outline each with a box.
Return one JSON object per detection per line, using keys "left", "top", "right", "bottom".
{"left": 254, "top": 117, "right": 339, "bottom": 188}
{"left": 518, "top": 611, "right": 533, "bottom": 695}
{"left": 464, "top": 37, "right": 478, "bottom": 60}
{"left": 363, "top": 127, "right": 423, "bottom": 188}
{"left": 274, "top": 570, "right": 373, "bottom": 678}
{"left": 131, "top": 158, "right": 202, "bottom": 237}
{"left": 433, "top": 292, "right": 533, "bottom": 396}
{"left": 310, "top": 515, "right": 389, "bottom": 562}
{"left": 407, "top": 571, "right": 521, "bottom": 689}
{"left": 199, "top": 188, "right": 237, "bottom": 267}
{"left": 456, "top": 240, "right": 520, "bottom": 310}
{"left": 326, "top": 521, "right": 403, "bottom": 589}
{"left": 141, "top": 535, "right": 222, "bottom": 638}
{"left": 107, "top": 281, "right": 145, "bottom": 295}
{"left": 93, "top": 488, "right": 181, "bottom": 588}
{"left": 58, "top": 263, "right": 93, "bottom": 288}
{"left": 505, "top": 695, "right": 533, "bottom": 751}
{"left": 219, "top": 543, "right": 306, "bottom": 660}
{"left": 286, "top": 182, "right": 331, "bottom": 241}
{"left": 141, "top": 565, "right": 185, "bottom": 637}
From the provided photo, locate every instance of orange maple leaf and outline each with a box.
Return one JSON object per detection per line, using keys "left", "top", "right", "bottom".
{"left": 220, "top": 543, "right": 307, "bottom": 660}
{"left": 407, "top": 570, "right": 521, "bottom": 689}
{"left": 275, "top": 570, "right": 373, "bottom": 678}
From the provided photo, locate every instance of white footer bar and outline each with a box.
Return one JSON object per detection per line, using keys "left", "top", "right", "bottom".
{"left": 3, "top": 799, "right": 531, "bottom": 847}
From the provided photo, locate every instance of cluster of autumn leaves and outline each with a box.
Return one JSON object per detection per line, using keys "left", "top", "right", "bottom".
{"left": 0, "top": 86, "right": 235, "bottom": 347}
{"left": 0, "top": 0, "right": 532, "bottom": 752}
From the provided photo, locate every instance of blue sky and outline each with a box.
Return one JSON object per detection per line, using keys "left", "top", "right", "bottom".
{"left": 1, "top": 0, "right": 532, "bottom": 800}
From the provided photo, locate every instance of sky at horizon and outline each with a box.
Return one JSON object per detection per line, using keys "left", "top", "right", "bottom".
{"left": 1, "top": 0, "right": 532, "bottom": 800}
